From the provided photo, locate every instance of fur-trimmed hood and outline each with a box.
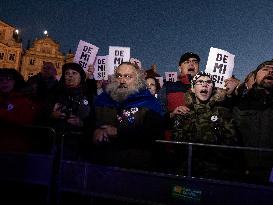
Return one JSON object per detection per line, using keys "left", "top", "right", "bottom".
{"left": 184, "top": 88, "right": 227, "bottom": 108}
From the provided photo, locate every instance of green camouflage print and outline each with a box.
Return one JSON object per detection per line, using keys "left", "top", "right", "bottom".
{"left": 172, "top": 103, "right": 238, "bottom": 145}
{"left": 171, "top": 91, "right": 243, "bottom": 180}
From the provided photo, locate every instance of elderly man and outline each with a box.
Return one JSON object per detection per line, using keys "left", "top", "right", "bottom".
{"left": 156, "top": 52, "right": 201, "bottom": 166}
{"left": 91, "top": 62, "right": 164, "bottom": 170}
{"left": 233, "top": 60, "right": 273, "bottom": 185}
{"left": 158, "top": 52, "right": 200, "bottom": 114}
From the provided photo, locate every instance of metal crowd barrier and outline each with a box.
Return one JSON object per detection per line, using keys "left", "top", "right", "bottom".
{"left": 0, "top": 124, "right": 57, "bottom": 205}
{"left": 59, "top": 161, "right": 273, "bottom": 205}
{"left": 57, "top": 140, "right": 273, "bottom": 205}
{"left": 156, "top": 140, "right": 273, "bottom": 178}
{"left": 1, "top": 125, "right": 273, "bottom": 204}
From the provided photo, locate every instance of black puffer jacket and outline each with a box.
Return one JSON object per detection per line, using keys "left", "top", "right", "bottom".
{"left": 233, "top": 85, "right": 273, "bottom": 184}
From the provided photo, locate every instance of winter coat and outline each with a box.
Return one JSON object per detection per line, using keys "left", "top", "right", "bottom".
{"left": 233, "top": 85, "right": 273, "bottom": 184}
{"left": 171, "top": 91, "right": 243, "bottom": 180}
{"left": 91, "top": 89, "right": 165, "bottom": 170}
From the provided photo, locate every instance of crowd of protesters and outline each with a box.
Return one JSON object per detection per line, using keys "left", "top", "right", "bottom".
{"left": 1, "top": 53, "right": 273, "bottom": 185}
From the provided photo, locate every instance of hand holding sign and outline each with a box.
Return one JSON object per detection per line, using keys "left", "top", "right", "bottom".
{"left": 224, "top": 76, "right": 240, "bottom": 96}
{"left": 205, "top": 47, "right": 235, "bottom": 89}
{"left": 130, "top": 57, "right": 142, "bottom": 69}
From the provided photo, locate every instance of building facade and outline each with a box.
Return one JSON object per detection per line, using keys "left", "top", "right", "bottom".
{"left": 20, "top": 36, "right": 65, "bottom": 79}
{"left": 0, "top": 20, "right": 23, "bottom": 72}
{"left": 0, "top": 19, "right": 74, "bottom": 80}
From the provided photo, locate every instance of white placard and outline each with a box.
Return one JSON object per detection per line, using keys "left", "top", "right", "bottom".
{"left": 155, "top": 77, "right": 164, "bottom": 88}
{"left": 73, "top": 40, "right": 99, "bottom": 71}
{"left": 205, "top": 47, "right": 235, "bottom": 88}
{"left": 108, "top": 46, "right": 130, "bottom": 75}
{"left": 94, "top": 55, "right": 108, "bottom": 80}
{"left": 129, "top": 57, "right": 142, "bottom": 69}
{"left": 165, "top": 72, "right": 177, "bottom": 82}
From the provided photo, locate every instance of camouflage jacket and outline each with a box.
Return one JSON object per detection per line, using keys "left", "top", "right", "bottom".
{"left": 172, "top": 92, "right": 238, "bottom": 146}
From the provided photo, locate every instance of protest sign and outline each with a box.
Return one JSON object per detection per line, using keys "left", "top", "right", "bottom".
{"left": 165, "top": 72, "right": 177, "bottom": 82}
{"left": 108, "top": 46, "right": 130, "bottom": 75}
{"left": 205, "top": 47, "right": 235, "bottom": 88}
{"left": 73, "top": 40, "right": 99, "bottom": 71}
{"left": 94, "top": 55, "right": 108, "bottom": 80}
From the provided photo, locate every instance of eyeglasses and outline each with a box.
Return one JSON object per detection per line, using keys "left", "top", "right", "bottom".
{"left": 0, "top": 76, "right": 14, "bottom": 82}
{"left": 195, "top": 79, "right": 213, "bottom": 85}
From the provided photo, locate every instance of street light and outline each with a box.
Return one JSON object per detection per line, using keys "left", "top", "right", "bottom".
{"left": 43, "top": 30, "right": 48, "bottom": 36}
{"left": 13, "top": 29, "right": 21, "bottom": 42}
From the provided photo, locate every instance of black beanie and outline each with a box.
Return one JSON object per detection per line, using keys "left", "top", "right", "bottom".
{"left": 0, "top": 68, "right": 26, "bottom": 90}
{"left": 179, "top": 52, "right": 200, "bottom": 66}
{"left": 253, "top": 61, "right": 273, "bottom": 76}
{"left": 61, "top": 63, "right": 86, "bottom": 82}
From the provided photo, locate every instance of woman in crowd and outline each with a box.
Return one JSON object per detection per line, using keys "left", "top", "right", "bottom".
{"left": 0, "top": 68, "right": 37, "bottom": 125}
{"left": 49, "top": 63, "right": 94, "bottom": 159}
{"left": 0, "top": 68, "right": 39, "bottom": 152}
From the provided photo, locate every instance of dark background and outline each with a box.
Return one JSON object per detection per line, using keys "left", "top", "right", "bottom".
{"left": 2, "top": 0, "right": 273, "bottom": 80}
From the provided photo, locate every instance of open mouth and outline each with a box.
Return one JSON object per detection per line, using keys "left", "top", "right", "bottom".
{"left": 118, "top": 84, "right": 128, "bottom": 89}
{"left": 265, "top": 75, "right": 273, "bottom": 80}
{"left": 188, "top": 68, "right": 194, "bottom": 72}
{"left": 200, "top": 89, "right": 208, "bottom": 94}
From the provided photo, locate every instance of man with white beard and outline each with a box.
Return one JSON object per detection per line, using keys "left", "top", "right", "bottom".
{"left": 91, "top": 62, "right": 164, "bottom": 171}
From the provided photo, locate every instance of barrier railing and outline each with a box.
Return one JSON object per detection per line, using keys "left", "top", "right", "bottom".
{"left": 0, "top": 124, "right": 57, "bottom": 205}
{"left": 156, "top": 140, "right": 273, "bottom": 180}
{"left": 57, "top": 139, "right": 273, "bottom": 204}
{"left": 1, "top": 125, "right": 273, "bottom": 204}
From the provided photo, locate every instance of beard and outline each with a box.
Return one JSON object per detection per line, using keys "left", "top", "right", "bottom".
{"left": 259, "top": 75, "right": 273, "bottom": 90}
{"left": 105, "top": 81, "right": 139, "bottom": 102}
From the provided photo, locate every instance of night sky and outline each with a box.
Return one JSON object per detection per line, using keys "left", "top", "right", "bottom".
{"left": 1, "top": 0, "right": 273, "bottom": 80}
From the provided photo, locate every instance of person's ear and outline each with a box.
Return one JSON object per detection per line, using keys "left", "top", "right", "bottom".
{"left": 191, "top": 87, "right": 195, "bottom": 93}
{"left": 253, "top": 77, "right": 257, "bottom": 83}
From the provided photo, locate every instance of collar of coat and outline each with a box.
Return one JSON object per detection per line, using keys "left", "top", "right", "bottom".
{"left": 95, "top": 89, "right": 162, "bottom": 115}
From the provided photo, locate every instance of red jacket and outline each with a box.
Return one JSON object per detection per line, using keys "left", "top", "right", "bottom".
{"left": 164, "top": 74, "right": 192, "bottom": 111}
{"left": 0, "top": 92, "right": 38, "bottom": 125}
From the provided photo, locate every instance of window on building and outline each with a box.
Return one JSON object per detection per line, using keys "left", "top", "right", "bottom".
{"left": 41, "top": 46, "right": 51, "bottom": 54}
{"left": 30, "top": 59, "right": 35, "bottom": 65}
{"left": 9, "top": 53, "right": 16, "bottom": 62}
{"left": 0, "top": 53, "right": 4, "bottom": 60}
